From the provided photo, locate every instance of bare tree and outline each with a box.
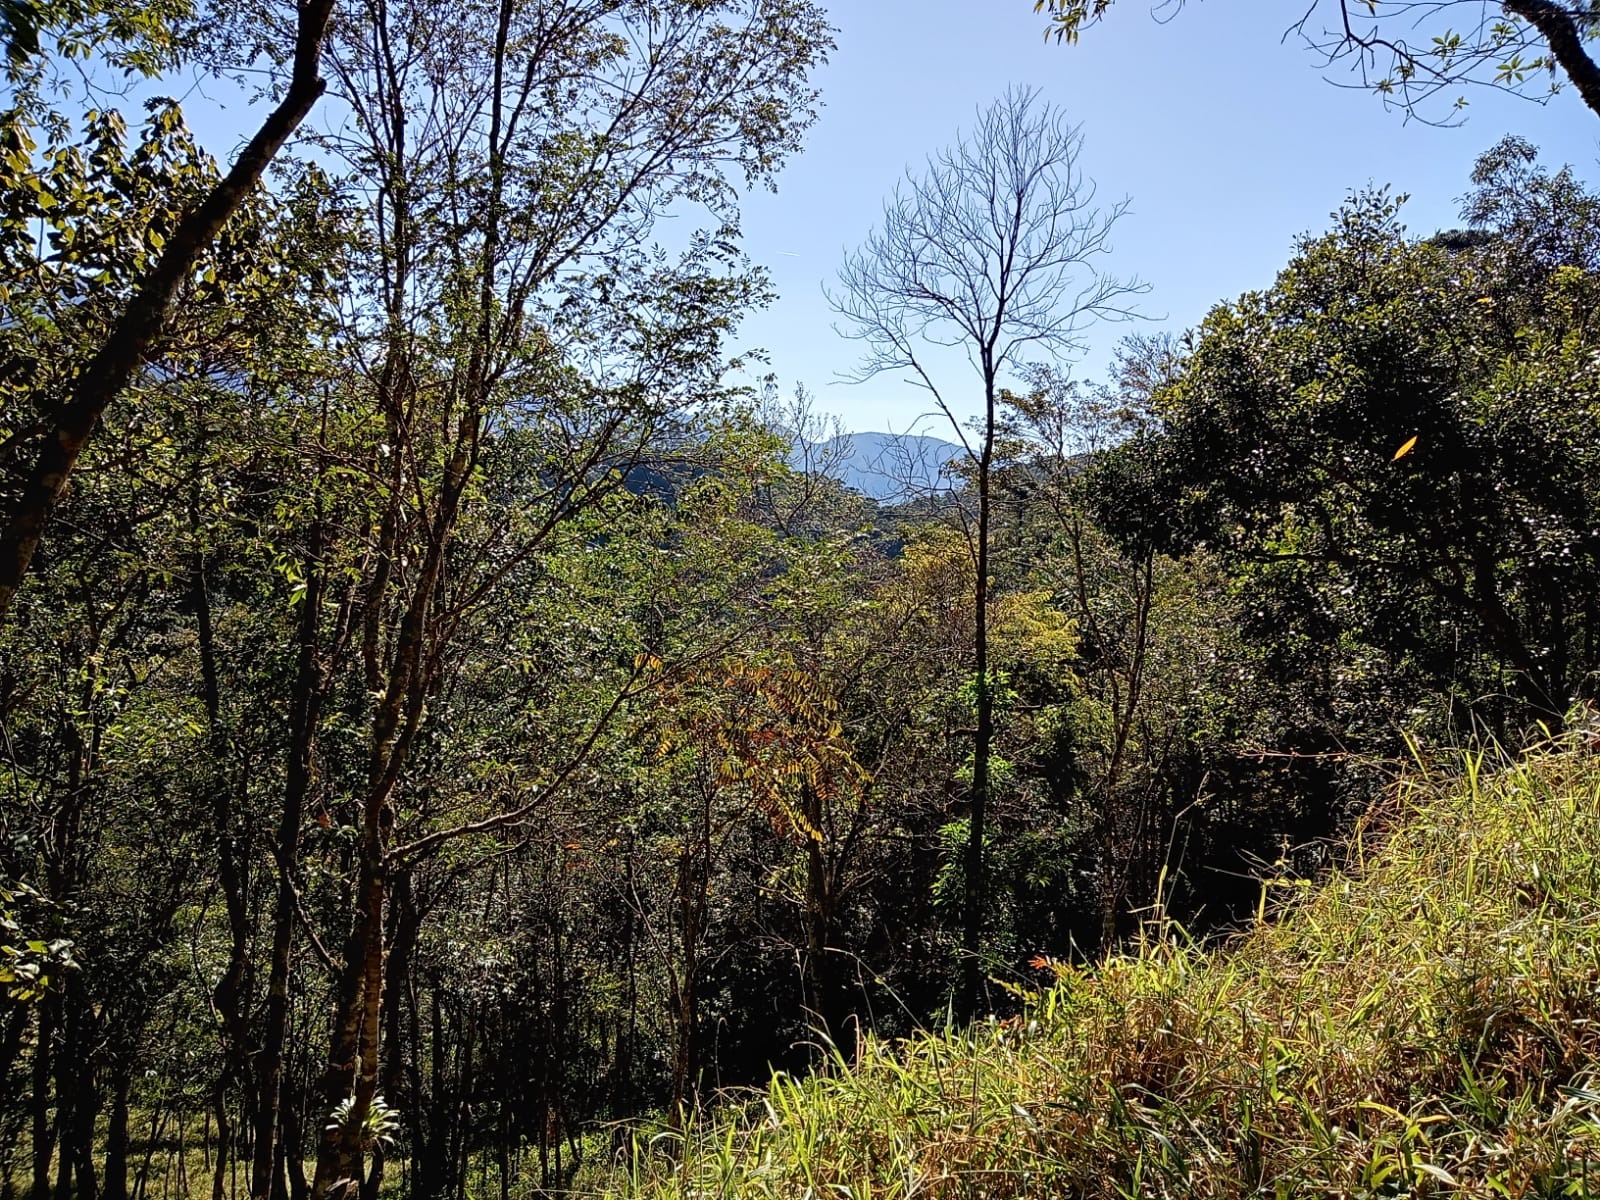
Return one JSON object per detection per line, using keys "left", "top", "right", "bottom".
{"left": 829, "top": 85, "right": 1142, "bottom": 1020}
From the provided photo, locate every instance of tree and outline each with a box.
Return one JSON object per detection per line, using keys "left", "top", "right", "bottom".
{"left": 0, "top": 113, "right": 346, "bottom": 1200}
{"left": 830, "top": 86, "right": 1141, "bottom": 1020}
{"left": 254, "top": 3, "right": 834, "bottom": 1195}
{"left": 0, "top": 0, "right": 836, "bottom": 1185}
{"left": 0, "top": 0, "right": 338, "bottom": 621}
{"left": 1094, "top": 153, "right": 1600, "bottom": 730}
{"left": 1034, "top": 0, "right": 1600, "bottom": 124}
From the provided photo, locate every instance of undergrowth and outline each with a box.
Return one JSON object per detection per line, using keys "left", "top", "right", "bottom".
{"left": 617, "top": 742, "right": 1600, "bottom": 1198}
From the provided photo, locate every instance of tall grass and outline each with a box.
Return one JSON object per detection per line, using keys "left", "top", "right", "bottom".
{"left": 618, "top": 743, "right": 1600, "bottom": 1198}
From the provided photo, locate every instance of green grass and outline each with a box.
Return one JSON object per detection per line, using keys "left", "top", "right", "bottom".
{"left": 617, "top": 742, "right": 1600, "bottom": 1198}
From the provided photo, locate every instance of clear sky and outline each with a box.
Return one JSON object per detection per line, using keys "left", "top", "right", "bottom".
{"left": 728, "top": 1, "right": 1600, "bottom": 435}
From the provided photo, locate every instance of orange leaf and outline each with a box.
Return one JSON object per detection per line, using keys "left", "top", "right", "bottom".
{"left": 1393, "top": 435, "right": 1418, "bottom": 461}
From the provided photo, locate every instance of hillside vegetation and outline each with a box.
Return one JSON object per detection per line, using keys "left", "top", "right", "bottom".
{"left": 8, "top": 1, "right": 1600, "bottom": 1193}
{"left": 630, "top": 744, "right": 1600, "bottom": 1199}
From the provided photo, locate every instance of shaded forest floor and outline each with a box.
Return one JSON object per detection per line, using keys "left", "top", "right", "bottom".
{"left": 617, "top": 740, "right": 1600, "bottom": 1199}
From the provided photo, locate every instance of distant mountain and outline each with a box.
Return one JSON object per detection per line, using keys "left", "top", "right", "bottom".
{"left": 791, "top": 432, "right": 965, "bottom": 502}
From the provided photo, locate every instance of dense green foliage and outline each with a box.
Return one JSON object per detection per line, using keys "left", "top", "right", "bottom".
{"left": 1, "top": 4, "right": 1599, "bottom": 1199}
{"left": 1097, "top": 141, "right": 1600, "bottom": 734}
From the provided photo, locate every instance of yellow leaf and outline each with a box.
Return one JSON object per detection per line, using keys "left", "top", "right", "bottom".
{"left": 1392, "top": 435, "right": 1418, "bottom": 461}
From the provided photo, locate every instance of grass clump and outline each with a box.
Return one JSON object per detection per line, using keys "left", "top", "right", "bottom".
{"left": 623, "top": 745, "right": 1600, "bottom": 1198}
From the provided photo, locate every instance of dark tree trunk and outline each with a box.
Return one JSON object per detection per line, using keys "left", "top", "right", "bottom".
{"left": 960, "top": 374, "right": 997, "bottom": 1022}
{"left": 281, "top": 1093, "right": 309, "bottom": 1200}
{"left": 310, "top": 864, "right": 387, "bottom": 1200}
{"left": 609, "top": 849, "right": 639, "bottom": 1115}
{"left": 193, "top": 514, "right": 253, "bottom": 1200}
{"left": 801, "top": 782, "right": 844, "bottom": 1055}
{"left": 254, "top": 528, "right": 328, "bottom": 1200}
{"left": 104, "top": 1071, "right": 131, "bottom": 1200}
{"left": 361, "top": 870, "right": 421, "bottom": 1200}
{"left": 1502, "top": 0, "right": 1600, "bottom": 119}
{"left": 414, "top": 987, "right": 453, "bottom": 1200}
{"left": 64, "top": 986, "right": 97, "bottom": 1200}
{"left": 69, "top": 1119, "right": 93, "bottom": 1200}
{"left": 669, "top": 784, "right": 711, "bottom": 1126}
{"left": 50, "top": 999, "right": 76, "bottom": 1200}
{"left": 30, "top": 998, "right": 55, "bottom": 1200}
{"left": 0, "top": 1007, "right": 24, "bottom": 1095}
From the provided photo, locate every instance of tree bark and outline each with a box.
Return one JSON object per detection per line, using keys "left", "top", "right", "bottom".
{"left": 49, "top": 985, "right": 86, "bottom": 1200}
{"left": 801, "top": 782, "right": 843, "bottom": 1055}
{"left": 309, "top": 864, "right": 386, "bottom": 1200}
{"left": 669, "top": 783, "right": 712, "bottom": 1127}
{"left": 306, "top": 400, "right": 476, "bottom": 1196}
{"left": 362, "top": 870, "right": 420, "bottom": 1200}
{"left": 103, "top": 1072, "right": 132, "bottom": 1200}
{"left": 192, "top": 502, "right": 253, "bottom": 1200}
{"left": 30, "top": 998, "right": 54, "bottom": 1200}
{"left": 0, "top": 1007, "right": 24, "bottom": 1101}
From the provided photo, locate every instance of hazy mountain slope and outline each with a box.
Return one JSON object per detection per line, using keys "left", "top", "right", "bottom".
{"left": 791, "top": 432, "right": 965, "bottom": 501}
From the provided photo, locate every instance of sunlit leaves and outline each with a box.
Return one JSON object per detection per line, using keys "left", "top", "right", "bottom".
{"left": 1032, "top": 0, "right": 1112, "bottom": 45}
{"left": 644, "top": 654, "right": 866, "bottom": 844}
{"left": 0, "top": 878, "right": 74, "bottom": 1003}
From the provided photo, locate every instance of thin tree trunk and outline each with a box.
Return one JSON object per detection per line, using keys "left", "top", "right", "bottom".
{"left": 960, "top": 374, "right": 996, "bottom": 1022}
{"left": 1100, "top": 554, "right": 1153, "bottom": 946}
{"left": 209, "top": 1092, "right": 232, "bottom": 1200}
{"left": 669, "top": 783, "right": 711, "bottom": 1128}
{"left": 67, "top": 1067, "right": 95, "bottom": 1200}
{"left": 309, "top": 864, "right": 386, "bottom": 1200}
{"left": 50, "top": 1003, "right": 75, "bottom": 1200}
{"left": 192, "top": 496, "right": 253, "bottom": 1200}
{"left": 254, "top": 527, "right": 329, "bottom": 1200}
{"left": 133, "top": 1097, "right": 169, "bottom": 1200}
{"left": 54, "top": 978, "right": 97, "bottom": 1200}
{"left": 104, "top": 1072, "right": 132, "bottom": 1200}
{"left": 281, "top": 1091, "right": 309, "bottom": 1200}
{"left": 362, "top": 871, "right": 419, "bottom": 1200}
{"left": 614, "top": 848, "right": 639, "bottom": 1114}
{"left": 801, "top": 782, "right": 841, "bottom": 1054}
{"left": 0, "top": 1007, "right": 24, "bottom": 1099}
{"left": 30, "top": 998, "right": 55, "bottom": 1200}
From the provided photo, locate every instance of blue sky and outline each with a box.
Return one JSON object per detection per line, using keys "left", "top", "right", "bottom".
{"left": 728, "top": 1, "right": 1599, "bottom": 434}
